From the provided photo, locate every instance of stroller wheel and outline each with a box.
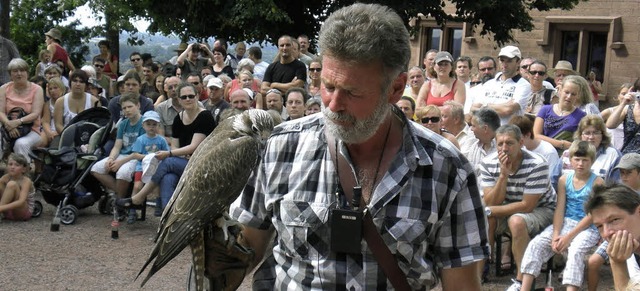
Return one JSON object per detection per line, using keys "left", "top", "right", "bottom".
{"left": 31, "top": 201, "right": 43, "bottom": 217}
{"left": 60, "top": 205, "right": 78, "bottom": 225}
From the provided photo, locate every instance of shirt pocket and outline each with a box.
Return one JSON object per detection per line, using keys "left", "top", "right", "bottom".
{"left": 382, "top": 217, "right": 430, "bottom": 268}
{"left": 276, "top": 199, "right": 330, "bottom": 260}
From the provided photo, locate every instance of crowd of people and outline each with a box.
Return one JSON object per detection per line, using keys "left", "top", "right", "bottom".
{"left": 1, "top": 3, "right": 640, "bottom": 290}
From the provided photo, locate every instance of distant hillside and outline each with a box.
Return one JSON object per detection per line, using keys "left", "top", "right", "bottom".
{"left": 87, "top": 32, "right": 277, "bottom": 72}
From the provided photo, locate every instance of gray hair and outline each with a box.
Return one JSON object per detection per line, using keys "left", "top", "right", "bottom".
{"left": 319, "top": 3, "right": 410, "bottom": 85}
{"left": 495, "top": 124, "right": 523, "bottom": 141}
{"left": 473, "top": 108, "right": 500, "bottom": 131}
{"left": 237, "top": 58, "right": 255, "bottom": 73}
{"left": 7, "top": 58, "right": 29, "bottom": 72}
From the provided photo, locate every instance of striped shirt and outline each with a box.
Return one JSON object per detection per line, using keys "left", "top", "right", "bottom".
{"left": 231, "top": 110, "right": 489, "bottom": 290}
{"left": 479, "top": 149, "right": 556, "bottom": 209}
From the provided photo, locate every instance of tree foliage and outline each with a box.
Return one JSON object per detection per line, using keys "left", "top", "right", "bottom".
{"left": 9, "top": 0, "right": 92, "bottom": 71}
{"left": 141, "top": 0, "right": 585, "bottom": 47}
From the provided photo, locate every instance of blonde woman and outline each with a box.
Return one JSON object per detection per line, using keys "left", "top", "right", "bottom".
{"left": 416, "top": 105, "right": 460, "bottom": 149}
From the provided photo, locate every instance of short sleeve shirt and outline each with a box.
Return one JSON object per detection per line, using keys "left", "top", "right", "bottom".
{"left": 171, "top": 110, "right": 215, "bottom": 147}
{"left": 116, "top": 117, "right": 145, "bottom": 155}
{"left": 132, "top": 134, "right": 170, "bottom": 171}
{"left": 230, "top": 112, "right": 489, "bottom": 290}
{"left": 263, "top": 60, "right": 307, "bottom": 87}
{"left": 481, "top": 73, "right": 532, "bottom": 124}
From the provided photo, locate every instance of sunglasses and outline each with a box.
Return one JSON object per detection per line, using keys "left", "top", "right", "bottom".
{"left": 309, "top": 68, "right": 322, "bottom": 72}
{"left": 529, "top": 70, "right": 546, "bottom": 76}
{"left": 131, "top": 58, "right": 141, "bottom": 62}
{"left": 94, "top": 64, "right": 104, "bottom": 68}
{"left": 179, "top": 94, "right": 197, "bottom": 100}
{"left": 421, "top": 116, "right": 441, "bottom": 123}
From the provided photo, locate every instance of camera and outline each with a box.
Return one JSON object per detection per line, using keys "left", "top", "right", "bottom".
{"left": 630, "top": 92, "right": 640, "bottom": 101}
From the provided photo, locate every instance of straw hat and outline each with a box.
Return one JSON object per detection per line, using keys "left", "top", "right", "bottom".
{"left": 549, "top": 60, "right": 577, "bottom": 76}
{"left": 45, "top": 28, "right": 62, "bottom": 42}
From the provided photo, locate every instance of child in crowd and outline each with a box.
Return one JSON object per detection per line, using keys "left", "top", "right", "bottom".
{"left": 517, "top": 141, "right": 604, "bottom": 291}
{"left": 125, "top": 111, "right": 169, "bottom": 224}
{"left": 0, "top": 153, "right": 35, "bottom": 221}
{"left": 90, "top": 92, "right": 145, "bottom": 215}
{"left": 587, "top": 152, "right": 640, "bottom": 291}
{"left": 35, "top": 49, "right": 51, "bottom": 77}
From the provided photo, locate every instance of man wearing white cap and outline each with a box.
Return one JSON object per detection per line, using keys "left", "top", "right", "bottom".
{"left": 205, "top": 77, "right": 230, "bottom": 124}
{"left": 471, "top": 45, "right": 531, "bottom": 125}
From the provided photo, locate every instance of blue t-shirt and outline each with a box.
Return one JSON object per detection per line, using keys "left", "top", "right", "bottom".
{"left": 116, "top": 117, "right": 145, "bottom": 155}
{"left": 564, "top": 172, "right": 597, "bottom": 222}
{"left": 132, "top": 134, "right": 169, "bottom": 172}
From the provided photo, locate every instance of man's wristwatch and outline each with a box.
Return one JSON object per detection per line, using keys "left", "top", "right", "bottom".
{"left": 484, "top": 206, "right": 492, "bottom": 217}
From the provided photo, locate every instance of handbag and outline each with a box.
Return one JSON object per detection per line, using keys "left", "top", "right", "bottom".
{"left": 6, "top": 107, "right": 33, "bottom": 138}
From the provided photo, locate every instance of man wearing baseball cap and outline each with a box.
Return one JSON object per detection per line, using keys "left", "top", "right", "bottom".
{"left": 205, "top": 77, "right": 229, "bottom": 124}
{"left": 471, "top": 45, "right": 531, "bottom": 125}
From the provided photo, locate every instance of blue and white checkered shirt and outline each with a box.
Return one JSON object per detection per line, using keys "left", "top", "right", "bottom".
{"left": 231, "top": 111, "right": 490, "bottom": 290}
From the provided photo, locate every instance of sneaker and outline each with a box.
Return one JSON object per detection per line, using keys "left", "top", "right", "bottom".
{"left": 127, "top": 209, "right": 137, "bottom": 224}
{"left": 505, "top": 278, "right": 521, "bottom": 291}
{"left": 154, "top": 197, "right": 162, "bottom": 217}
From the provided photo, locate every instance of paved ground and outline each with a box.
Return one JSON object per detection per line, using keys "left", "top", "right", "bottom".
{"left": 0, "top": 194, "right": 616, "bottom": 290}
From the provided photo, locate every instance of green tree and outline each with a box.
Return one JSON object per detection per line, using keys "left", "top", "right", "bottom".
{"left": 139, "top": 0, "right": 585, "bottom": 47}
{"left": 9, "top": 0, "right": 92, "bottom": 72}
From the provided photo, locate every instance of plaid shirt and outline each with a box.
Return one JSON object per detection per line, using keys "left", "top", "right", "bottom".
{"left": 231, "top": 111, "right": 489, "bottom": 290}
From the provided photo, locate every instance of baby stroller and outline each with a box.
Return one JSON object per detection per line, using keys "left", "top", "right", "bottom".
{"left": 31, "top": 107, "right": 113, "bottom": 225}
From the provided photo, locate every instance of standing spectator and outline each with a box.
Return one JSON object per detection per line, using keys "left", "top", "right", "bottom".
{"left": 550, "top": 61, "right": 577, "bottom": 92}
{"left": 35, "top": 49, "right": 51, "bottom": 78}
{"left": 307, "top": 59, "right": 322, "bottom": 99}
{"left": 233, "top": 42, "right": 246, "bottom": 63}
{"left": 177, "top": 43, "right": 214, "bottom": 80}
{"left": 297, "top": 34, "right": 315, "bottom": 58}
{"left": 456, "top": 56, "right": 473, "bottom": 87}
{"left": 230, "top": 4, "right": 488, "bottom": 289}
{"left": 417, "top": 51, "right": 465, "bottom": 107}
{"left": 129, "top": 52, "right": 144, "bottom": 81}
{"left": 44, "top": 28, "right": 75, "bottom": 73}
{"left": 518, "top": 141, "right": 603, "bottom": 291}
{"left": 140, "top": 62, "right": 159, "bottom": 97}
{"left": 92, "top": 57, "right": 113, "bottom": 98}
{"left": 210, "top": 46, "right": 234, "bottom": 78}
{"left": 606, "top": 79, "right": 640, "bottom": 154}
{"left": 95, "top": 40, "right": 118, "bottom": 80}
{"left": 403, "top": 66, "right": 425, "bottom": 101}
{"left": 0, "top": 36, "right": 20, "bottom": 86}
{"left": 422, "top": 49, "right": 438, "bottom": 79}
{"left": 204, "top": 77, "right": 229, "bottom": 124}
{"left": 284, "top": 87, "right": 306, "bottom": 120}
{"left": 0, "top": 58, "right": 44, "bottom": 161}
{"left": 260, "top": 35, "right": 306, "bottom": 95}
{"left": 587, "top": 69, "right": 603, "bottom": 107}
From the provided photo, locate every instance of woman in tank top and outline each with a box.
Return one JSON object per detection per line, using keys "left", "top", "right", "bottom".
{"left": 53, "top": 70, "right": 99, "bottom": 133}
{"left": 416, "top": 51, "right": 465, "bottom": 108}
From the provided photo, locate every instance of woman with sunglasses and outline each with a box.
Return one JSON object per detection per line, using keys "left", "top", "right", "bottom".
{"left": 307, "top": 59, "right": 322, "bottom": 99}
{"left": 118, "top": 82, "right": 215, "bottom": 210}
{"left": 416, "top": 105, "right": 460, "bottom": 149}
{"left": 524, "top": 61, "right": 556, "bottom": 117}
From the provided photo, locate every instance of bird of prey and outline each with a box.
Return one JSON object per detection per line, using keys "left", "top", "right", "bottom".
{"left": 137, "top": 109, "right": 279, "bottom": 290}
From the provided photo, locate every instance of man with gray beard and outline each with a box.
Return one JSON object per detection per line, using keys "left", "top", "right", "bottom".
{"left": 229, "top": 3, "right": 489, "bottom": 290}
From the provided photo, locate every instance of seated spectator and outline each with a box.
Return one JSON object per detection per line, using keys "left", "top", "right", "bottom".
{"left": 606, "top": 79, "right": 640, "bottom": 154}
{"left": 229, "top": 88, "right": 252, "bottom": 111}
{"left": 185, "top": 73, "right": 208, "bottom": 101}
{"left": 396, "top": 96, "right": 415, "bottom": 121}
{"left": 53, "top": 70, "right": 100, "bottom": 133}
{"left": 107, "top": 70, "right": 154, "bottom": 126}
{"left": 204, "top": 77, "right": 229, "bottom": 124}
{"left": 524, "top": 60, "right": 555, "bottom": 117}
{"left": 307, "top": 58, "right": 322, "bottom": 99}
{"left": 95, "top": 39, "right": 118, "bottom": 80}
{"left": 118, "top": 83, "right": 214, "bottom": 209}
{"left": 571, "top": 76, "right": 600, "bottom": 116}
{"left": 0, "top": 58, "right": 44, "bottom": 161}
{"left": 518, "top": 141, "right": 603, "bottom": 291}
{"left": 585, "top": 184, "right": 640, "bottom": 291}
{"left": 403, "top": 66, "right": 425, "bottom": 101}
{"left": 125, "top": 111, "right": 169, "bottom": 224}
{"left": 415, "top": 105, "right": 460, "bottom": 148}
{"left": 40, "top": 77, "right": 65, "bottom": 147}
{"left": 555, "top": 115, "right": 620, "bottom": 184}
{"left": 284, "top": 87, "right": 307, "bottom": 120}
{"left": 91, "top": 92, "right": 145, "bottom": 202}
{"left": 211, "top": 46, "right": 234, "bottom": 78}
{"left": 151, "top": 74, "right": 166, "bottom": 104}
{"left": 264, "top": 88, "right": 287, "bottom": 119}
{"left": 601, "top": 83, "right": 633, "bottom": 151}
{"left": 509, "top": 115, "right": 559, "bottom": 180}
{"left": 44, "top": 63, "right": 68, "bottom": 88}
{"left": 305, "top": 97, "right": 321, "bottom": 116}
{"left": 587, "top": 153, "right": 640, "bottom": 291}
{"left": 416, "top": 51, "right": 466, "bottom": 107}
{"left": 441, "top": 100, "right": 474, "bottom": 145}
{"left": 141, "top": 62, "right": 159, "bottom": 97}
{"left": 226, "top": 69, "right": 261, "bottom": 107}
{"left": 480, "top": 124, "right": 556, "bottom": 290}
{"left": 35, "top": 49, "right": 51, "bottom": 77}
{"left": 533, "top": 75, "right": 587, "bottom": 155}
{"left": 461, "top": 107, "right": 500, "bottom": 179}
{"left": 0, "top": 153, "right": 35, "bottom": 221}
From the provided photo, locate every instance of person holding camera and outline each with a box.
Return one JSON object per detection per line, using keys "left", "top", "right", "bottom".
{"left": 176, "top": 43, "right": 214, "bottom": 81}
{"left": 606, "top": 79, "right": 640, "bottom": 154}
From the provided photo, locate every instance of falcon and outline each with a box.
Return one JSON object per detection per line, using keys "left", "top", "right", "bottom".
{"left": 137, "top": 109, "right": 279, "bottom": 290}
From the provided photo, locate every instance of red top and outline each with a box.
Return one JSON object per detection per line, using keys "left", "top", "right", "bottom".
{"left": 425, "top": 79, "right": 457, "bottom": 107}
{"left": 51, "top": 43, "right": 69, "bottom": 70}
{"left": 103, "top": 54, "right": 119, "bottom": 80}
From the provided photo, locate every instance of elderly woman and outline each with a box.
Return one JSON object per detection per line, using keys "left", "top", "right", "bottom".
{"left": 0, "top": 58, "right": 44, "bottom": 161}
{"left": 53, "top": 70, "right": 99, "bottom": 134}
{"left": 416, "top": 51, "right": 465, "bottom": 107}
{"left": 415, "top": 105, "right": 460, "bottom": 148}
{"left": 554, "top": 115, "right": 620, "bottom": 183}
{"left": 40, "top": 77, "right": 65, "bottom": 147}
{"left": 305, "top": 97, "right": 322, "bottom": 116}
{"left": 533, "top": 75, "right": 588, "bottom": 154}
{"left": 117, "top": 82, "right": 215, "bottom": 209}
{"left": 44, "top": 64, "right": 68, "bottom": 88}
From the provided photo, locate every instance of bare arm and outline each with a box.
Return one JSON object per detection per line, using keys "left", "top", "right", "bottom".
{"left": 440, "top": 261, "right": 482, "bottom": 290}
{"left": 24, "top": 85, "right": 44, "bottom": 123}
{"left": 606, "top": 98, "right": 631, "bottom": 129}
{"left": 415, "top": 80, "right": 430, "bottom": 108}
{"left": 176, "top": 44, "right": 193, "bottom": 67}
{"left": 171, "top": 132, "right": 207, "bottom": 157}
{"left": 453, "top": 79, "right": 466, "bottom": 106}
{"left": 487, "top": 99, "right": 520, "bottom": 117}
{"left": 269, "top": 78, "right": 304, "bottom": 93}
{"left": 490, "top": 193, "right": 542, "bottom": 217}
{"left": 53, "top": 97, "right": 65, "bottom": 133}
